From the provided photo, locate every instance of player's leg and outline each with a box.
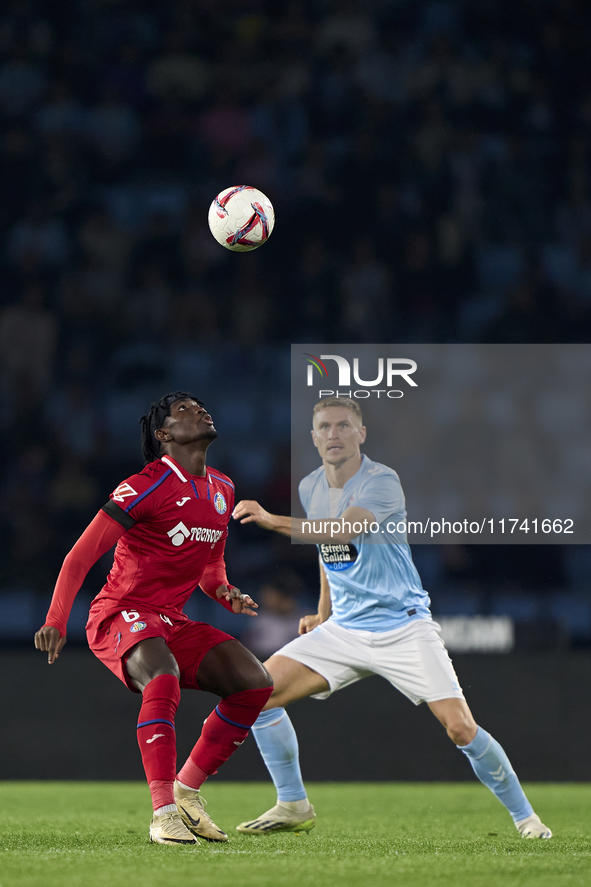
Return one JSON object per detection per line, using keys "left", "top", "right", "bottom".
{"left": 173, "top": 632, "right": 273, "bottom": 841}
{"left": 374, "top": 619, "right": 552, "bottom": 839}
{"left": 253, "top": 652, "right": 329, "bottom": 806}
{"left": 177, "top": 638, "right": 273, "bottom": 791}
{"left": 260, "top": 651, "right": 332, "bottom": 706}
{"left": 124, "top": 637, "right": 196, "bottom": 845}
{"left": 237, "top": 622, "right": 373, "bottom": 835}
{"left": 428, "top": 696, "right": 552, "bottom": 838}
{"left": 235, "top": 653, "right": 327, "bottom": 835}
{"left": 125, "top": 635, "right": 180, "bottom": 690}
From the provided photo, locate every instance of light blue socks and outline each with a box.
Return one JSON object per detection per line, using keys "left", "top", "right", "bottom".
{"left": 253, "top": 712, "right": 533, "bottom": 820}
{"left": 251, "top": 708, "right": 307, "bottom": 802}
{"left": 459, "top": 726, "right": 533, "bottom": 822}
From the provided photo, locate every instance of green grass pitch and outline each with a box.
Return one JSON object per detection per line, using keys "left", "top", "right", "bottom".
{"left": 1, "top": 782, "right": 589, "bottom": 887}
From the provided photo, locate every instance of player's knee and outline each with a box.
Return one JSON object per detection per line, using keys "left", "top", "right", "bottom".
{"left": 259, "top": 663, "right": 274, "bottom": 689}
{"left": 262, "top": 688, "right": 288, "bottom": 709}
{"left": 196, "top": 639, "right": 271, "bottom": 696}
{"left": 447, "top": 717, "right": 477, "bottom": 746}
{"left": 126, "top": 637, "right": 179, "bottom": 684}
{"left": 239, "top": 660, "right": 273, "bottom": 691}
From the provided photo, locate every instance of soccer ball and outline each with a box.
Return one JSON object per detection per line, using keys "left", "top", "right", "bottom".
{"left": 208, "top": 186, "right": 275, "bottom": 252}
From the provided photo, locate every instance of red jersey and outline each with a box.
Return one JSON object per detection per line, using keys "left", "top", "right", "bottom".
{"left": 93, "top": 455, "right": 236, "bottom": 620}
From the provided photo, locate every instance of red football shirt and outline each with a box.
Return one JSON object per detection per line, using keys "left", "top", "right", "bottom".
{"left": 94, "top": 455, "right": 236, "bottom": 620}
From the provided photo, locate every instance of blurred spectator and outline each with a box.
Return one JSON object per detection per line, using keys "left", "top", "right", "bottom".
{"left": 32, "top": 137, "right": 85, "bottom": 218}
{"left": 146, "top": 32, "right": 210, "bottom": 103}
{"left": 131, "top": 212, "right": 180, "bottom": 280}
{"left": 316, "top": 1, "right": 376, "bottom": 58}
{"left": 169, "top": 288, "right": 221, "bottom": 345}
{"left": 435, "top": 212, "right": 475, "bottom": 315}
{"left": 86, "top": 87, "right": 141, "bottom": 177}
{"left": 556, "top": 182, "right": 591, "bottom": 243}
{"left": 101, "top": 43, "right": 147, "bottom": 109}
{"left": 35, "top": 81, "right": 85, "bottom": 139}
{"left": 48, "top": 456, "right": 101, "bottom": 528}
{"left": 339, "top": 237, "right": 392, "bottom": 340}
{"left": 483, "top": 272, "right": 568, "bottom": 343}
{"left": 180, "top": 200, "right": 226, "bottom": 277}
{"left": 0, "top": 123, "right": 36, "bottom": 225}
{"left": 289, "top": 239, "right": 337, "bottom": 339}
{"left": 124, "top": 261, "right": 171, "bottom": 338}
{"left": 251, "top": 82, "right": 309, "bottom": 162}
{"left": 48, "top": 383, "right": 104, "bottom": 461}
{"left": 9, "top": 505, "right": 57, "bottom": 587}
{"left": 0, "top": 44, "right": 46, "bottom": 116}
{"left": 397, "top": 229, "right": 439, "bottom": 334}
{"left": 198, "top": 88, "right": 253, "bottom": 157}
{"left": 141, "top": 95, "right": 193, "bottom": 173}
{"left": 5, "top": 445, "right": 52, "bottom": 507}
{"left": 78, "top": 207, "right": 132, "bottom": 290}
{"left": 0, "top": 283, "right": 58, "bottom": 394}
{"left": 241, "top": 570, "right": 310, "bottom": 659}
{"left": 6, "top": 200, "right": 70, "bottom": 268}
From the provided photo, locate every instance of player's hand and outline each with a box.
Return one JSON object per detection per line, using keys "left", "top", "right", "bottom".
{"left": 299, "top": 614, "right": 324, "bottom": 635}
{"left": 34, "top": 625, "right": 66, "bottom": 664}
{"left": 216, "top": 585, "right": 259, "bottom": 617}
{"left": 232, "top": 500, "right": 277, "bottom": 531}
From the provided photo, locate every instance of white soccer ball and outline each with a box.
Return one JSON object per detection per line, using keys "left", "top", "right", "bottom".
{"left": 208, "top": 186, "right": 275, "bottom": 252}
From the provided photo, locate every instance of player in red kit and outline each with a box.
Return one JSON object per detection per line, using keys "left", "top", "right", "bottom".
{"left": 34, "top": 392, "right": 273, "bottom": 846}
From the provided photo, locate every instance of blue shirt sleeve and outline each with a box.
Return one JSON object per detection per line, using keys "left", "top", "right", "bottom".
{"left": 298, "top": 475, "right": 312, "bottom": 515}
{"left": 350, "top": 470, "right": 405, "bottom": 525}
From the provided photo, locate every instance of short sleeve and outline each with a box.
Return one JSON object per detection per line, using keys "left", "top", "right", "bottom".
{"left": 351, "top": 471, "right": 405, "bottom": 525}
{"left": 298, "top": 475, "right": 313, "bottom": 515}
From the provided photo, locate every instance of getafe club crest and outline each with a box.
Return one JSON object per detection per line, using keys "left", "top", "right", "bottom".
{"left": 214, "top": 491, "right": 227, "bottom": 514}
{"left": 130, "top": 621, "right": 147, "bottom": 632}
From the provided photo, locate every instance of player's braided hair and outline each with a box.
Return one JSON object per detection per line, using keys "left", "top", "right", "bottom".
{"left": 139, "top": 391, "right": 204, "bottom": 465}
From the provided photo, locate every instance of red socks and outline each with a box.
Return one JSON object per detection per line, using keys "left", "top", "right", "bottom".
{"left": 177, "top": 686, "right": 272, "bottom": 789}
{"left": 137, "top": 679, "right": 272, "bottom": 805}
{"left": 136, "top": 674, "right": 181, "bottom": 810}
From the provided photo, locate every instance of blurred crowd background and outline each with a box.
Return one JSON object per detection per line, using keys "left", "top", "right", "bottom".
{"left": 1, "top": 0, "right": 590, "bottom": 651}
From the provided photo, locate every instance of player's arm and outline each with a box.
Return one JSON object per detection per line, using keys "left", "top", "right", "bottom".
{"left": 199, "top": 533, "right": 258, "bottom": 617}
{"left": 299, "top": 558, "right": 332, "bottom": 635}
{"left": 232, "top": 500, "right": 375, "bottom": 544}
{"left": 34, "top": 508, "right": 126, "bottom": 664}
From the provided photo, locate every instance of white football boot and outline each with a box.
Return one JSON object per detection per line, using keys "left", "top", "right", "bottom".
{"left": 236, "top": 800, "right": 316, "bottom": 835}
{"left": 515, "top": 813, "right": 552, "bottom": 838}
{"left": 174, "top": 780, "right": 229, "bottom": 842}
{"left": 149, "top": 810, "right": 198, "bottom": 845}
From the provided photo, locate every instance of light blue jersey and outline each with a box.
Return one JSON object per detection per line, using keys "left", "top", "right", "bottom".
{"left": 299, "top": 454, "right": 432, "bottom": 631}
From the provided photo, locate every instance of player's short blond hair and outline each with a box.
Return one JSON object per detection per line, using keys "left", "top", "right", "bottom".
{"left": 312, "top": 397, "right": 363, "bottom": 424}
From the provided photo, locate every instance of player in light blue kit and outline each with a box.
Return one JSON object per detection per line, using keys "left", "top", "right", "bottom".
{"left": 232, "top": 398, "right": 551, "bottom": 840}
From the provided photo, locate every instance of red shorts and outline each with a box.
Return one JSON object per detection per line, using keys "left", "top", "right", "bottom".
{"left": 86, "top": 605, "right": 234, "bottom": 693}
